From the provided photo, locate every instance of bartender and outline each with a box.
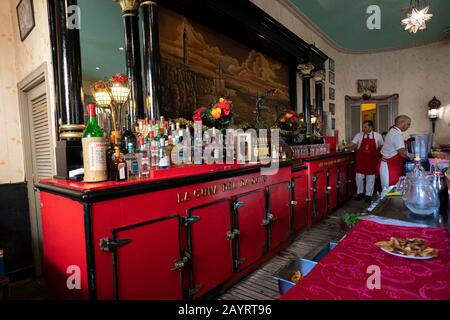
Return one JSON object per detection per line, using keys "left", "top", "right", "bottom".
{"left": 341, "top": 120, "right": 383, "bottom": 202}
{"left": 379, "top": 115, "right": 412, "bottom": 190}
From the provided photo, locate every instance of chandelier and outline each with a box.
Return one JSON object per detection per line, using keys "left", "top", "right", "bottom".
{"left": 401, "top": 0, "right": 433, "bottom": 34}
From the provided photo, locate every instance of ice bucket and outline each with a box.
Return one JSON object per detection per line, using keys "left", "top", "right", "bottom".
{"left": 311, "top": 242, "right": 338, "bottom": 262}
{"left": 272, "top": 258, "right": 317, "bottom": 295}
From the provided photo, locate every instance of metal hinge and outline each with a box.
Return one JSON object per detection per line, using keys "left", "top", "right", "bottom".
{"left": 226, "top": 229, "right": 240, "bottom": 240}
{"left": 171, "top": 252, "right": 191, "bottom": 271}
{"left": 188, "top": 284, "right": 203, "bottom": 298}
{"left": 305, "top": 198, "right": 311, "bottom": 202}
{"left": 100, "top": 238, "right": 132, "bottom": 252}
{"left": 234, "top": 258, "right": 246, "bottom": 269}
{"left": 183, "top": 216, "right": 200, "bottom": 226}
{"left": 233, "top": 201, "right": 245, "bottom": 210}
{"left": 262, "top": 213, "right": 278, "bottom": 226}
{"left": 291, "top": 200, "right": 298, "bottom": 205}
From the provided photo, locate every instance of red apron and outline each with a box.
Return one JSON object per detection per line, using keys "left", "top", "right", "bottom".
{"left": 355, "top": 134, "right": 379, "bottom": 175}
{"left": 382, "top": 153, "right": 405, "bottom": 186}
{"left": 379, "top": 131, "right": 406, "bottom": 185}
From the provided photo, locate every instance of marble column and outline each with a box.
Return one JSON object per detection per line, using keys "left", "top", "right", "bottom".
{"left": 312, "top": 69, "right": 325, "bottom": 132}
{"left": 298, "top": 63, "right": 315, "bottom": 137}
{"left": 141, "top": 1, "right": 161, "bottom": 120}
{"left": 114, "top": 0, "right": 145, "bottom": 122}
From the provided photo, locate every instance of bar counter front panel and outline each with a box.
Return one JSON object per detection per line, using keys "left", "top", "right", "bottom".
{"left": 36, "top": 152, "right": 354, "bottom": 300}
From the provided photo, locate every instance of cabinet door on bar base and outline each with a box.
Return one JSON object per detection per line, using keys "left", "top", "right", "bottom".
{"left": 327, "top": 167, "right": 338, "bottom": 212}
{"left": 347, "top": 160, "right": 356, "bottom": 199}
{"left": 234, "top": 189, "right": 267, "bottom": 271}
{"left": 311, "top": 171, "right": 327, "bottom": 224}
{"left": 292, "top": 174, "right": 309, "bottom": 232}
{"left": 338, "top": 164, "right": 348, "bottom": 204}
{"left": 268, "top": 182, "right": 291, "bottom": 250}
{"left": 111, "top": 215, "right": 184, "bottom": 300}
{"left": 187, "top": 200, "right": 233, "bottom": 299}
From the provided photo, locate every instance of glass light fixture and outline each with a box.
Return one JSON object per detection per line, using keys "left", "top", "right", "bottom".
{"left": 108, "top": 74, "right": 130, "bottom": 131}
{"left": 91, "top": 75, "right": 130, "bottom": 132}
{"left": 110, "top": 84, "right": 130, "bottom": 104}
{"left": 401, "top": 0, "right": 433, "bottom": 34}
{"left": 94, "top": 91, "right": 112, "bottom": 108}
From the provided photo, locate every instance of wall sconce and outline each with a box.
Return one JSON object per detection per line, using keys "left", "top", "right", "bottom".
{"left": 427, "top": 96, "right": 441, "bottom": 134}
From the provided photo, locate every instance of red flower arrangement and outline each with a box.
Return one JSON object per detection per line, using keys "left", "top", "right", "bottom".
{"left": 192, "top": 97, "right": 234, "bottom": 129}
{"left": 111, "top": 73, "right": 128, "bottom": 83}
{"left": 275, "top": 111, "right": 305, "bottom": 131}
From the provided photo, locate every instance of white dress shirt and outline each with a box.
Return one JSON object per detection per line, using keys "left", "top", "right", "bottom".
{"left": 352, "top": 131, "right": 384, "bottom": 150}
{"left": 380, "top": 127, "right": 405, "bottom": 159}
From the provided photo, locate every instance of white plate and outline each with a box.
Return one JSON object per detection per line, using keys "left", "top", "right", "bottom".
{"left": 379, "top": 247, "right": 434, "bottom": 259}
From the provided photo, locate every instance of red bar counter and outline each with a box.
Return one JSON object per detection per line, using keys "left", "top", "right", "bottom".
{"left": 35, "top": 152, "right": 354, "bottom": 300}
{"left": 298, "top": 151, "right": 355, "bottom": 227}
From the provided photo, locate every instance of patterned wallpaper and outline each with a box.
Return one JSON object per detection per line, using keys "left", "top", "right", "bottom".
{"left": 0, "top": 0, "right": 55, "bottom": 184}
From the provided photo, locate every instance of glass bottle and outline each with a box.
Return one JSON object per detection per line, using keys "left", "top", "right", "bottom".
{"left": 159, "top": 138, "right": 170, "bottom": 169}
{"left": 194, "top": 121, "right": 203, "bottom": 165}
{"left": 124, "top": 143, "right": 139, "bottom": 179}
{"left": 149, "top": 130, "right": 159, "bottom": 169}
{"left": 106, "top": 133, "right": 116, "bottom": 180}
{"left": 136, "top": 136, "right": 150, "bottom": 178}
{"left": 120, "top": 114, "right": 137, "bottom": 154}
{"left": 111, "top": 147, "right": 127, "bottom": 182}
{"left": 82, "top": 104, "right": 107, "bottom": 182}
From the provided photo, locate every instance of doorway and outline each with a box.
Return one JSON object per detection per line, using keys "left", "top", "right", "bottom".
{"left": 18, "top": 64, "right": 55, "bottom": 276}
{"left": 345, "top": 94, "right": 399, "bottom": 141}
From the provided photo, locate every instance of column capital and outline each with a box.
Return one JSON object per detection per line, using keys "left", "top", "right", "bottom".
{"left": 140, "top": 0, "right": 158, "bottom": 6}
{"left": 298, "top": 63, "right": 314, "bottom": 76}
{"left": 312, "top": 70, "right": 325, "bottom": 82}
{"left": 113, "top": 0, "right": 141, "bottom": 15}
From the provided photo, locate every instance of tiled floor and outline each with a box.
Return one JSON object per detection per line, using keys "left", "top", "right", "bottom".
{"left": 6, "top": 198, "right": 370, "bottom": 300}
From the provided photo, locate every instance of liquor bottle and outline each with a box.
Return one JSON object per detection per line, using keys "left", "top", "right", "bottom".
{"left": 165, "top": 134, "right": 174, "bottom": 165}
{"left": 149, "top": 130, "right": 159, "bottom": 169}
{"left": 211, "top": 127, "right": 222, "bottom": 162}
{"left": 159, "top": 138, "right": 170, "bottom": 169}
{"left": 111, "top": 147, "right": 127, "bottom": 181}
{"left": 154, "top": 122, "right": 161, "bottom": 140}
{"left": 124, "top": 143, "right": 139, "bottom": 179}
{"left": 82, "top": 104, "right": 107, "bottom": 182}
{"left": 194, "top": 121, "right": 203, "bottom": 165}
{"left": 136, "top": 136, "right": 150, "bottom": 178}
{"left": 106, "top": 133, "right": 116, "bottom": 180}
{"left": 121, "top": 114, "right": 137, "bottom": 154}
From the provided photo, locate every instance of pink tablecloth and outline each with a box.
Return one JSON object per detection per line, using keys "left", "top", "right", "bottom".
{"left": 280, "top": 220, "right": 450, "bottom": 300}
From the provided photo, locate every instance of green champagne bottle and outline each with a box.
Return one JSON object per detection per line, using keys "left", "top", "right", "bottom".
{"left": 82, "top": 104, "right": 107, "bottom": 182}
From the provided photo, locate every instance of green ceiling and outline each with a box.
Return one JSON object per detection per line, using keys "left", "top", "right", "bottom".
{"left": 289, "top": 0, "right": 450, "bottom": 51}
{"left": 79, "top": 0, "right": 126, "bottom": 82}
{"left": 79, "top": 0, "right": 450, "bottom": 81}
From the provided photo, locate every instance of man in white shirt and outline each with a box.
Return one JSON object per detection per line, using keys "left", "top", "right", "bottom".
{"left": 342, "top": 120, "right": 383, "bottom": 202}
{"left": 379, "top": 115, "right": 412, "bottom": 190}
